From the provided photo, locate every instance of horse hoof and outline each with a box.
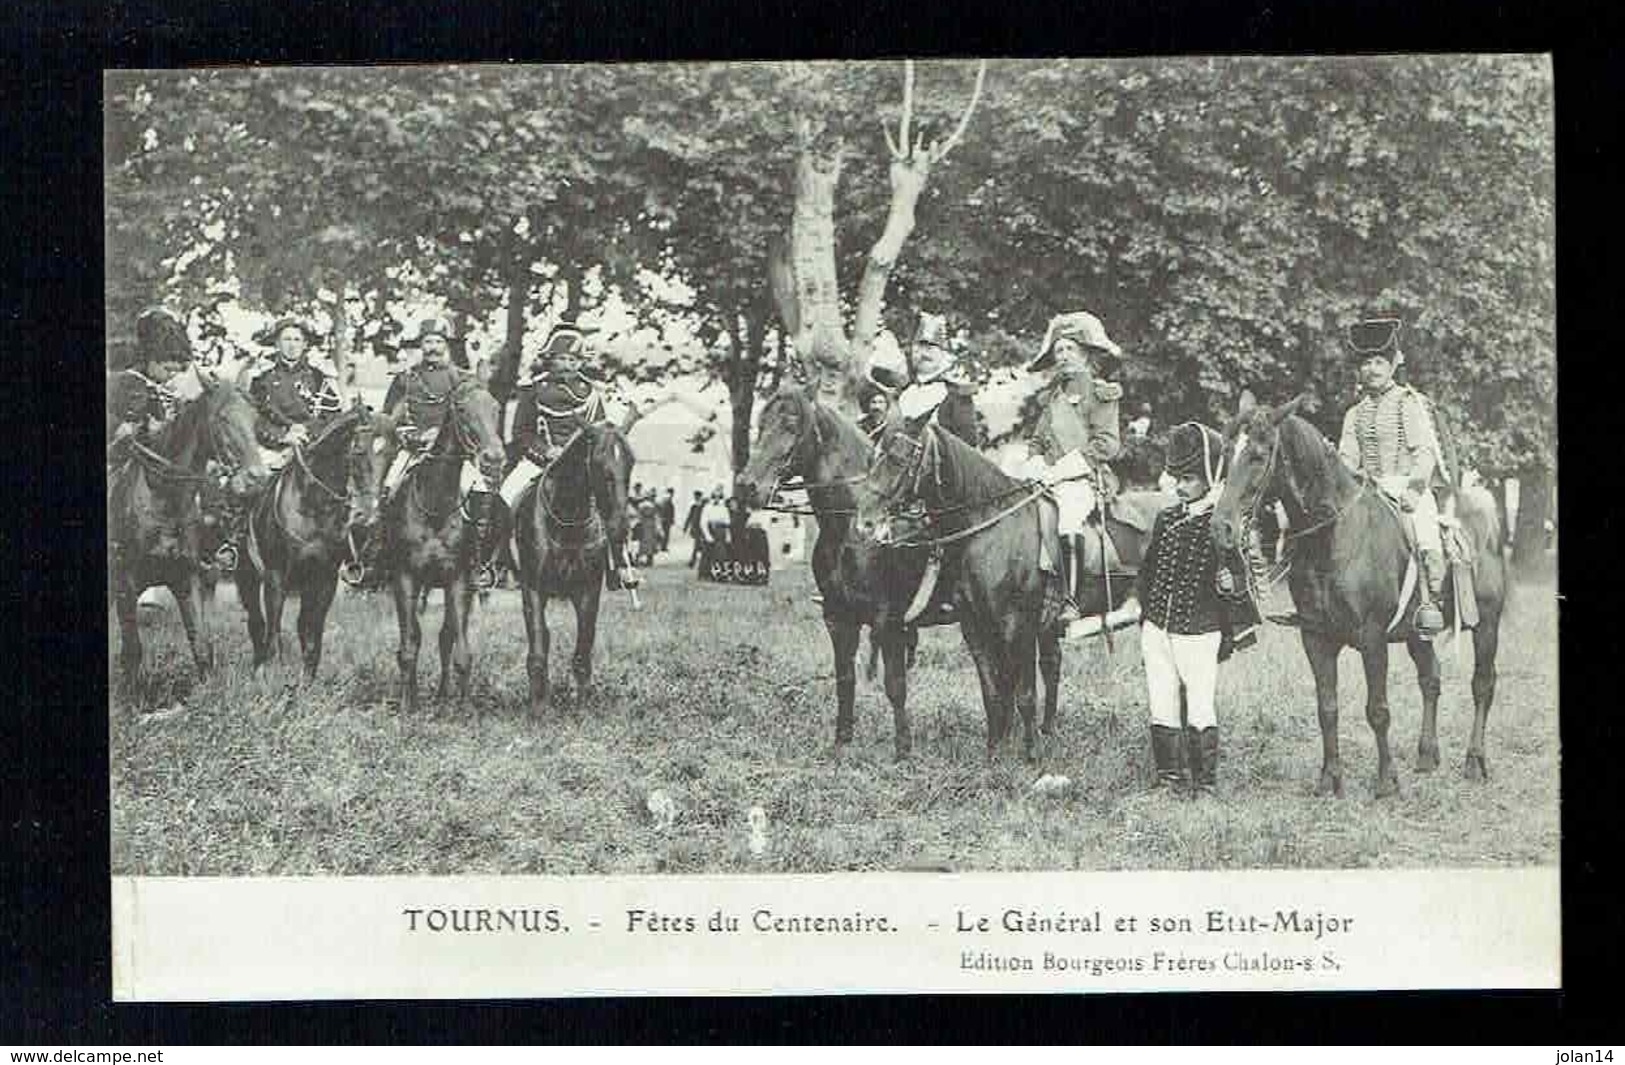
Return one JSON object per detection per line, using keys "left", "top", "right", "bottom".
{"left": 1415, "top": 747, "right": 1440, "bottom": 773}
{"left": 1374, "top": 774, "right": 1400, "bottom": 799}
{"left": 1315, "top": 773, "right": 1342, "bottom": 798}
{"left": 1463, "top": 754, "right": 1489, "bottom": 782}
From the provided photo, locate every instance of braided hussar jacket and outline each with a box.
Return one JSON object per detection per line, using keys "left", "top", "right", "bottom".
{"left": 248, "top": 359, "right": 342, "bottom": 447}
{"left": 1139, "top": 502, "right": 1251, "bottom": 635}
{"left": 384, "top": 363, "right": 466, "bottom": 436}
{"left": 514, "top": 370, "right": 603, "bottom": 462}
{"left": 1337, "top": 383, "right": 1449, "bottom": 488}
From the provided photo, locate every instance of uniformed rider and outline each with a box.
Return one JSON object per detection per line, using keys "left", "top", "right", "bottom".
{"left": 893, "top": 312, "right": 980, "bottom": 446}
{"left": 246, "top": 316, "right": 344, "bottom": 461}
{"left": 356, "top": 317, "right": 498, "bottom": 586}
{"left": 498, "top": 322, "right": 639, "bottom": 589}
{"left": 1007, "top": 310, "right": 1129, "bottom": 631}
{"left": 108, "top": 306, "right": 194, "bottom": 449}
{"left": 1337, "top": 317, "right": 1451, "bottom": 637}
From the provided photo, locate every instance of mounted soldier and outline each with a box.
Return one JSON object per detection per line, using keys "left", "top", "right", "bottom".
{"left": 108, "top": 306, "right": 195, "bottom": 450}
{"left": 1006, "top": 309, "right": 1139, "bottom": 633}
{"left": 893, "top": 311, "right": 980, "bottom": 447}
{"left": 1337, "top": 316, "right": 1452, "bottom": 637}
{"left": 359, "top": 317, "right": 500, "bottom": 586}
{"left": 245, "top": 316, "right": 344, "bottom": 463}
{"left": 499, "top": 322, "right": 640, "bottom": 590}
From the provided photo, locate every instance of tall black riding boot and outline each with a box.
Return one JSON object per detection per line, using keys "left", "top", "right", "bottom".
{"left": 1150, "top": 725, "right": 1186, "bottom": 792}
{"left": 1189, "top": 726, "right": 1220, "bottom": 798}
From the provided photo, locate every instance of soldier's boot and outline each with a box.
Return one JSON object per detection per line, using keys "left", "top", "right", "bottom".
{"left": 1189, "top": 726, "right": 1220, "bottom": 799}
{"left": 1046, "top": 537, "right": 1082, "bottom": 629}
{"left": 1414, "top": 547, "right": 1447, "bottom": 637}
{"left": 1150, "top": 725, "right": 1186, "bottom": 792}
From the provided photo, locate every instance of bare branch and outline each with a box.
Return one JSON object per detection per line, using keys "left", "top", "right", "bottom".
{"left": 930, "top": 59, "right": 988, "bottom": 163}
{"left": 900, "top": 60, "right": 915, "bottom": 160}
{"left": 881, "top": 118, "right": 900, "bottom": 159}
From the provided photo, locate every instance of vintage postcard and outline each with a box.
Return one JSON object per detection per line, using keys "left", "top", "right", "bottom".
{"left": 106, "top": 56, "right": 1557, "bottom": 999}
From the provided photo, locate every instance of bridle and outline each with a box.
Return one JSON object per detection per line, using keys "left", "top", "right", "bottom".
{"left": 756, "top": 392, "right": 872, "bottom": 516}
{"left": 865, "top": 422, "right": 1051, "bottom": 549}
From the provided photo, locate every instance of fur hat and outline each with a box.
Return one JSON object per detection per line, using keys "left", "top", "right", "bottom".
{"left": 134, "top": 307, "right": 193, "bottom": 366}
{"left": 1026, "top": 310, "right": 1122, "bottom": 372}
{"left": 409, "top": 317, "right": 457, "bottom": 343}
{"left": 1164, "top": 421, "right": 1226, "bottom": 484}
{"left": 1347, "top": 317, "right": 1403, "bottom": 363}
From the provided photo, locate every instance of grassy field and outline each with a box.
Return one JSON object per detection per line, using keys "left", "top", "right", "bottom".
{"left": 110, "top": 554, "right": 1560, "bottom": 875}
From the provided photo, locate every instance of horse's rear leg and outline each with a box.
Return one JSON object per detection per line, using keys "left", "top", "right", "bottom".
{"left": 1011, "top": 630, "right": 1040, "bottom": 762}
{"left": 236, "top": 563, "right": 269, "bottom": 667}
{"left": 262, "top": 567, "right": 288, "bottom": 665}
{"left": 1407, "top": 635, "right": 1442, "bottom": 773}
{"left": 570, "top": 581, "right": 603, "bottom": 696}
{"left": 297, "top": 570, "right": 339, "bottom": 680}
{"left": 170, "top": 576, "right": 214, "bottom": 678}
{"left": 1465, "top": 600, "right": 1502, "bottom": 782}
{"left": 1038, "top": 627, "right": 1062, "bottom": 736}
{"left": 877, "top": 626, "right": 912, "bottom": 761}
{"left": 1302, "top": 631, "right": 1344, "bottom": 797}
{"left": 520, "top": 580, "right": 550, "bottom": 718}
{"left": 393, "top": 573, "right": 422, "bottom": 716}
{"left": 1359, "top": 640, "right": 1399, "bottom": 798}
{"left": 824, "top": 617, "right": 860, "bottom": 750}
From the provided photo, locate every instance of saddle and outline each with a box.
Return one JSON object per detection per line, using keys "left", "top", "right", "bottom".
{"left": 1369, "top": 489, "right": 1480, "bottom": 631}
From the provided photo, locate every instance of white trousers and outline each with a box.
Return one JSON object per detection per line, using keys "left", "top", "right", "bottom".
{"left": 385, "top": 451, "right": 486, "bottom": 496}
{"left": 499, "top": 457, "right": 543, "bottom": 509}
{"left": 1141, "top": 621, "right": 1221, "bottom": 729}
{"left": 1000, "top": 451, "right": 1098, "bottom": 534}
{"left": 1377, "top": 475, "right": 1441, "bottom": 554}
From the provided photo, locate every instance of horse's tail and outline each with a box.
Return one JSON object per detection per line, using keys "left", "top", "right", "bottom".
{"left": 1455, "top": 482, "right": 1513, "bottom": 618}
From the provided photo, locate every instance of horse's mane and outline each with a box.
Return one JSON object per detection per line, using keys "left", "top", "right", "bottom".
{"left": 926, "top": 421, "right": 1018, "bottom": 504}
{"left": 810, "top": 398, "right": 874, "bottom": 471}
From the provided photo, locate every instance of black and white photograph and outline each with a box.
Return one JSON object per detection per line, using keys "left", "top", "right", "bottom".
{"left": 103, "top": 57, "right": 1558, "bottom": 997}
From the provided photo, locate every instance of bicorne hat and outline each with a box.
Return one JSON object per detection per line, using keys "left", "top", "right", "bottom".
{"left": 1026, "top": 310, "right": 1123, "bottom": 372}
{"left": 540, "top": 322, "right": 595, "bottom": 360}
{"left": 1164, "top": 421, "right": 1226, "bottom": 484}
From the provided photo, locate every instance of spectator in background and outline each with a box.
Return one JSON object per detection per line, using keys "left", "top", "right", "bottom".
{"left": 1127, "top": 401, "right": 1153, "bottom": 441}
{"left": 684, "top": 490, "right": 706, "bottom": 567}
{"left": 658, "top": 488, "right": 676, "bottom": 552}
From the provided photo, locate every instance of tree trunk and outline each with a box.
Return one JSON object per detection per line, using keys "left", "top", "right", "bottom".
{"left": 790, "top": 150, "right": 852, "bottom": 412}
{"left": 490, "top": 264, "right": 530, "bottom": 404}
{"left": 327, "top": 288, "right": 353, "bottom": 392}
{"left": 1511, "top": 464, "right": 1552, "bottom": 570}
{"left": 724, "top": 312, "right": 767, "bottom": 475}
{"left": 850, "top": 155, "right": 931, "bottom": 373}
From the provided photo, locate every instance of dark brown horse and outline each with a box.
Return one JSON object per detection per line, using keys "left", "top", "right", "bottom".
{"left": 109, "top": 375, "right": 270, "bottom": 693}
{"left": 510, "top": 421, "right": 636, "bottom": 715}
{"left": 736, "top": 388, "right": 928, "bottom": 758}
{"left": 855, "top": 419, "right": 1062, "bottom": 761}
{"left": 234, "top": 404, "right": 391, "bottom": 677}
{"left": 1211, "top": 394, "right": 1508, "bottom": 796}
{"left": 377, "top": 378, "right": 507, "bottom": 716}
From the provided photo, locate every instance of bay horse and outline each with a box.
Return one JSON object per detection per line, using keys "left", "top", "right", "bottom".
{"left": 1211, "top": 394, "right": 1508, "bottom": 796}
{"left": 233, "top": 404, "right": 391, "bottom": 677}
{"left": 377, "top": 378, "right": 507, "bottom": 716}
{"left": 108, "top": 375, "right": 270, "bottom": 693}
{"left": 855, "top": 418, "right": 1061, "bottom": 761}
{"left": 510, "top": 421, "right": 636, "bottom": 715}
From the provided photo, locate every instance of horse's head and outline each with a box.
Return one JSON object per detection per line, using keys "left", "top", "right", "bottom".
{"left": 737, "top": 387, "right": 819, "bottom": 508}
{"left": 854, "top": 419, "right": 931, "bottom": 544}
{"left": 586, "top": 422, "right": 636, "bottom": 541}
{"left": 197, "top": 373, "right": 271, "bottom": 497}
{"left": 435, "top": 377, "right": 507, "bottom": 486}
{"left": 1213, "top": 391, "right": 1312, "bottom": 553}
{"left": 338, "top": 404, "right": 392, "bottom": 532}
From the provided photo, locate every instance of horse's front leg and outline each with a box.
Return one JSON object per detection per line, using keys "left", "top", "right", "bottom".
{"left": 297, "top": 568, "right": 339, "bottom": 680}
{"left": 960, "top": 622, "right": 1009, "bottom": 761}
{"left": 520, "top": 576, "right": 550, "bottom": 718}
{"left": 262, "top": 565, "right": 288, "bottom": 664}
{"left": 114, "top": 583, "right": 144, "bottom": 705}
{"left": 169, "top": 573, "right": 213, "bottom": 678}
{"left": 393, "top": 571, "right": 422, "bottom": 715}
{"left": 1011, "top": 625, "right": 1040, "bottom": 763}
{"left": 824, "top": 616, "right": 861, "bottom": 751}
{"left": 1301, "top": 630, "right": 1344, "bottom": 797}
{"left": 1407, "top": 634, "right": 1442, "bottom": 773}
{"left": 877, "top": 624, "right": 912, "bottom": 761}
{"left": 570, "top": 577, "right": 604, "bottom": 696}
{"left": 1359, "top": 639, "right": 1398, "bottom": 798}
{"left": 437, "top": 575, "right": 474, "bottom": 716}
{"left": 235, "top": 559, "right": 269, "bottom": 667}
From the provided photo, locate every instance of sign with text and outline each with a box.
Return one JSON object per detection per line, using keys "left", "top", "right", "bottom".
{"left": 112, "top": 868, "right": 1558, "bottom": 999}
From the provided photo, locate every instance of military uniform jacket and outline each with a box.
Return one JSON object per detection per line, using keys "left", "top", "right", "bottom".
{"left": 514, "top": 370, "right": 601, "bottom": 462}
{"left": 1139, "top": 502, "right": 1249, "bottom": 635}
{"left": 384, "top": 363, "right": 467, "bottom": 437}
{"left": 1031, "top": 369, "right": 1122, "bottom": 466}
{"left": 248, "top": 359, "right": 342, "bottom": 447}
{"left": 1338, "top": 384, "right": 1448, "bottom": 488}
{"left": 107, "top": 370, "right": 171, "bottom": 445}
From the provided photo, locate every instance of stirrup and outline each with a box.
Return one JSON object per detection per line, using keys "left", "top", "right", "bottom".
{"left": 339, "top": 560, "right": 367, "bottom": 588}
{"left": 475, "top": 562, "right": 497, "bottom": 591}
{"left": 213, "top": 542, "right": 238, "bottom": 571}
